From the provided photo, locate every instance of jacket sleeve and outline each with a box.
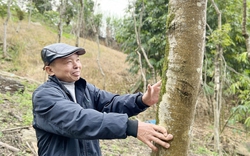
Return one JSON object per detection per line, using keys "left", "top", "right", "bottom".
{"left": 86, "top": 83, "right": 149, "bottom": 117}
{"left": 32, "top": 86, "right": 136, "bottom": 139}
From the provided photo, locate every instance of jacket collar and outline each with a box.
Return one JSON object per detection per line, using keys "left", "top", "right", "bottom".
{"left": 48, "top": 75, "right": 87, "bottom": 92}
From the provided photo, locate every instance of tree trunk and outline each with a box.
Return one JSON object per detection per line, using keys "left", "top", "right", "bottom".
{"left": 242, "top": 0, "right": 250, "bottom": 59}
{"left": 90, "top": 20, "right": 106, "bottom": 89}
{"left": 152, "top": 1, "right": 207, "bottom": 155}
{"left": 28, "top": 0, "right": 33, "bottom": 25}
{"left": 3, "top": 0, "right": 12, "bottom": 58}
{"left": 210, "top": 0, "right": 222, "bottom": 154}
{"left": 75, "top": 0, "right": 84, "bottom": 47}
{"left": 95, "top": 31, "right": 106, "bottom": 90}
{"left": 58, "top": 0, "right": 65, "bottom": 43}
{"left": 131, "top": 1, "right": 157, "bottom": 84}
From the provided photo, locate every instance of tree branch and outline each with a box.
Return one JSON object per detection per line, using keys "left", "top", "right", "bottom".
{"left": 131, "top": 1, "right": 156, "bottom": 83}
{"left": 0, "top": 141, "right": 20, "bottom": 152}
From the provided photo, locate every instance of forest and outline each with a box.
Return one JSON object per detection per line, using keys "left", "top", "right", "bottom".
{"left": 0, "top": 0, "right": 250, "bottom": 155}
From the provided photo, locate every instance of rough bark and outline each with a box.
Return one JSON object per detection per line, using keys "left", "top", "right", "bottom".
{"left": 152, "top": 1, "right": 207, "bottom": 155}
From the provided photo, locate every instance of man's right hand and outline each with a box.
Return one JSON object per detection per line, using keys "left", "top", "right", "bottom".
{"left": 137, "top": 121, "right": 173, "bottom": 151}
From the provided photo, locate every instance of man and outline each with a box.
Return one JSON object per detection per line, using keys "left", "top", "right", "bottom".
{"left": 32, "top": 43, "right": 173, "bottom": 156}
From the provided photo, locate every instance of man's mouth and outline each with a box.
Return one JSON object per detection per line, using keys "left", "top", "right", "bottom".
{"left": 72, "top": 71, "right": 80, "bottom": 76}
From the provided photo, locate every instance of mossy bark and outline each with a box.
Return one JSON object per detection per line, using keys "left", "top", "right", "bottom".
{"left": 152, "top": 1, "right": 207, "bottom": 156}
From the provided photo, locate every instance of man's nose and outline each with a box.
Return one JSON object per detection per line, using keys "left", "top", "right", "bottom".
{"left": 73, "top": 61, "right": 80, "bottom": 68}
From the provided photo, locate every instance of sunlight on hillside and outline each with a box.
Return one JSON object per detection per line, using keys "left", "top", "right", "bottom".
{"left": 0, "top": 18, "right": 136, "bottom": 94}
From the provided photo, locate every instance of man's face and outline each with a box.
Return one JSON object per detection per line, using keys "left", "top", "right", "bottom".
{"left": 46, "top": 53, "right": 82, "bottom": 82}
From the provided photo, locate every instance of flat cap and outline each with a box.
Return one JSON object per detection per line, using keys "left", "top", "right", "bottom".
{"left": 41, "top": 43, "right": 86, "bottom": 69}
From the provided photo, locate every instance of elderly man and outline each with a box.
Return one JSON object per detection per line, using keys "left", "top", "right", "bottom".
{"left": 32, "top": 43, "right": 173, "bottom": 156}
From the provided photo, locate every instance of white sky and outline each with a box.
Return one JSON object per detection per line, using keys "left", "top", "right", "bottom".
{"left": 95, "top": 0, "right": 129, "bottom": 37}
{"left": 95, "top": 0, "right": 128, "bottom": 18}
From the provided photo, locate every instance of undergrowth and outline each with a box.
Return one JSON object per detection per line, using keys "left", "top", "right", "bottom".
{"left": 0, "top": 81, "right": 38, "bottom": 127}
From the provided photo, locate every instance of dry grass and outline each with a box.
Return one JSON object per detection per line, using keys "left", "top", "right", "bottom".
{"left": 0, "top": 18, "right": 136, "bottom": 93}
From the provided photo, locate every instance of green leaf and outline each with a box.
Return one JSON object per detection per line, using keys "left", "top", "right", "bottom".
{"left": 244, "top": 117, "right": 250, "bottom": 127}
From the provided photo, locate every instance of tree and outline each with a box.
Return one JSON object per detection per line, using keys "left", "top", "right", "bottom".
{"left": 130, "top": 0, "right": 156, "bottom": 86}
{"left": 88, "top": 2, "right": 105, "bottom": 89}
{"left": 15, "top": 6, "right": 25, "bottom": 32}
{"left": 58, "top": 0, "right": 65, "bottom": 43}
{"left": 210, "top": 0, "right": 223, "bottom": 154}
{"left": 105, "top": 17, "right": 110, "bottom": 46}
{"left": 205, "top": 0, "right": 250, "bottom": 140}
{"left": 27, "top": 0, "right": 33, "bottom": 25}
{"left": 242, "top": 0, "right": 250, "bottom": 59}
{"left": 33, "top": 0, "right": 52, "bottom": 14}
{"left": 75, "top": 0, "right": 84, "bottom": 47}
{"left": 3, "top": 0, "right": 12, "bottom": 59}
{"left": 152, "top": 0, "right": 207, "bottom": 155}
{"left": 115, "top": 0, "right": 169, "bottom": 88}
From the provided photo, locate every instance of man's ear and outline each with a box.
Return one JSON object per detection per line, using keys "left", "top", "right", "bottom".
{"left": 44, "top": 66, "right": 55, "bottom": 76}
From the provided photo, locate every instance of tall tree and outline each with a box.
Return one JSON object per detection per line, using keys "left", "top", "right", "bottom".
{"left": 152, "top": 0, "right": 207, "bottom": 155}
{"left": 131, "top": 0, "right": 156, "bottom": 85}
{"left": 15, "top": 6, "right": 25, "bottom": 32}
{"left": 75, "top": 0, "right": 84, "bottom": 47}
{"left": 89, "top": 2, "right": 105, "bottom": 89}
{"left": 58, "top": 0, "right": 65, "bottom": 43}
{"left": 242, "top": 0, "right": 250, "bottom": 59}
{"left": 33, "top": 0, "right": 52, "bottom": 14}
{"left": 115, "top": 0, "right": 169, "bottom": 87}
{"left": 210, "top": 0, "right": 223, "bottom": 154}
{"left": 205, "top": 0, "right": 250, "bottom": 131}
{"left": 27, "top": 0, "right": 33, "bottom": 25}
{"left": 105, "top": 17, "right": 110, "bottom": 46}
{"left": 3, "top": 0, "right": 12, "bottom": 59}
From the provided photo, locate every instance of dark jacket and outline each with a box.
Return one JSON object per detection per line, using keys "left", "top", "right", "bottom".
{"left": 32, "top": 76, "right": 148, "bottom": 156}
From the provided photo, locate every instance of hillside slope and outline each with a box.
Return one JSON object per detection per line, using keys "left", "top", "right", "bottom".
{"left": 0, "top": 18, "right": 134, "bottom": 94}
{"left": 0, "top": 18, "right": 151, "bottom": 156}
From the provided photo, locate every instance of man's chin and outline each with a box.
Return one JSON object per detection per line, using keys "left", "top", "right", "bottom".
{"left": 73, "top": 76, "right": 81, "bottom": 81}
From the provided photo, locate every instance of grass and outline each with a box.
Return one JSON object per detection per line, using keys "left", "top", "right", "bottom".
{"left": 0, "top": 80, "right": 37, "bottom": 127}
{"left": 195, "top": 147, "right": 219, "bottom": 156}
{"left": 0, "top": 17, "right": 135, "bottom": 93}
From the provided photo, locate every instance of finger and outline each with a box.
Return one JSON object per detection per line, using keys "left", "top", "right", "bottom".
{"left": 159, "top": 133, "right": 173, "bottom": 141}
{"left": 152, "top": 125, "right": 167, "bottom": 134}
{"left": 152, "top": 137, "right": 170, "bottom": 149}
{"left": 152, "top": 132, "right": 171, "bottom": 142}
{"left": 147, "top": 84, "right": 152, "bottom": 93}
{"left": 146, "top": 140, "right": 158, "bottom": 151}
{"left": 166, "top": 134, "right": 173, "bottom": 140}
{"left": 152, "top": 81, "right": 161, "bottom": 91}
{"left": 152, "top": 127, "right": 173, "bottom": 141}
{"left": 154, "top": 80, "right": 162, "bottom": 87}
